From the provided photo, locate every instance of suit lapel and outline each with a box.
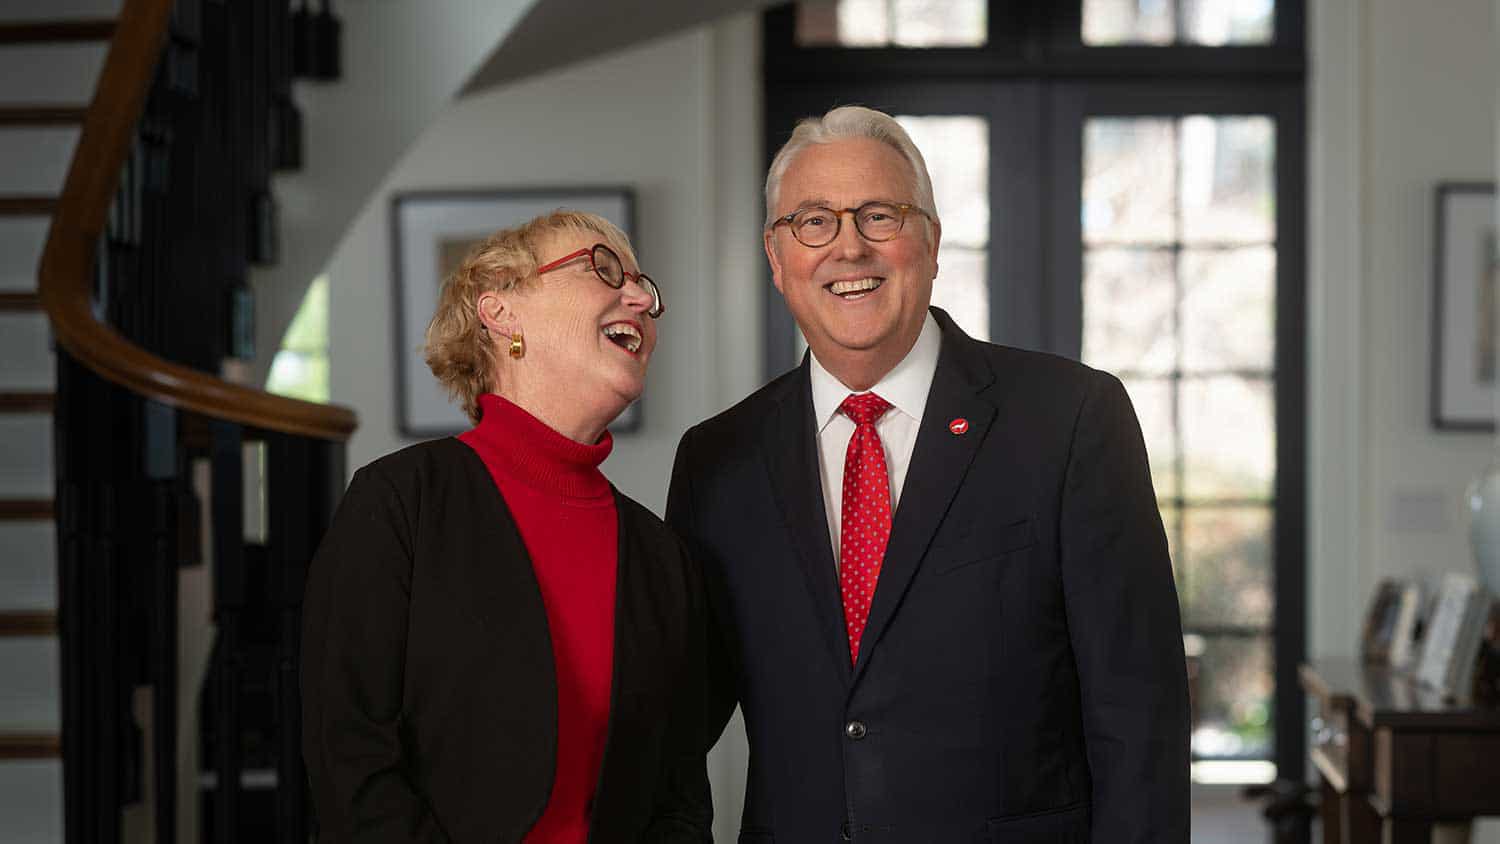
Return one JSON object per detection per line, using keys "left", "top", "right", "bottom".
{"left": 853, "top": 311, "right": 996, "bottom": 682}
{"left": 760, "top": 361, "right": 852, "bottom": 683}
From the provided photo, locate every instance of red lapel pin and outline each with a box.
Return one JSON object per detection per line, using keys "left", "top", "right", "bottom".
{"left": 949, "top": 418, "right": 969, "bottom": 435}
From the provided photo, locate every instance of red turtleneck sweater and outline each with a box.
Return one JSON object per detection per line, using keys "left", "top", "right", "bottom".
{"left": 459, "top": 393, "right": 618, "bottom": 843}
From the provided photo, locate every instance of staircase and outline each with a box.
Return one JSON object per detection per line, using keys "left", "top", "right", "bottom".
{"left": 1, "top": 0, "right": 356, "bottom": 840}
{"left": 0, "top": 4, "right": 114, "bottom": 838}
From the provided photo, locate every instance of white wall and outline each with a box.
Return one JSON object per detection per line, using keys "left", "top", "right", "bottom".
{"left": 1310, "top": 0, "right": 1498, "bottom": 649}
{"left": 1311, "top": 0, "right": 1498, "bottom": 839}
{"left": 325, "top": 15, "right": 762, "bottom": 838}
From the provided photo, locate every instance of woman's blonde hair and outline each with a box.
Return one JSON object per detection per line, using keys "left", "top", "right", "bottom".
{"left": 424, "top": 209, "right": 637, "bottom": 424}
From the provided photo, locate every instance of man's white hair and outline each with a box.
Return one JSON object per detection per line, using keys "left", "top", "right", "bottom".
{"left": 763, "top": 105, "right": 939, "bottom": 232}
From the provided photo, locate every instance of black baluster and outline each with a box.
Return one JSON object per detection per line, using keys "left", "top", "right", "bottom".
{"left": 144, "top": 401, "right": 179, "bottom": 844}
{"left": 311, "top": 0, "right": 341, "bottom": 80}
{"left": 290, "top": 0, "right": 313, "bottom": 77}
{"left": 267, "top": 434, "right": 309, "bottom": 842}
{"left": 210, "top": 421, "right": 245, "bottom": 843}
{"left": 247, "top": 192, "right": 279, "bottom": 265}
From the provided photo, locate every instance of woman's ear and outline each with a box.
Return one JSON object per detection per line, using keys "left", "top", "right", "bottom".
{"left": 476, "top": 289, "right": 521, "bottom": 338}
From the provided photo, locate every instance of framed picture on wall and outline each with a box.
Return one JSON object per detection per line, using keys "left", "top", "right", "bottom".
{"left": 1431, "top": 181, "right": 1499, "bottom": 431}
{"left": 390, "top": 187, "right": 641, "bottom": 438}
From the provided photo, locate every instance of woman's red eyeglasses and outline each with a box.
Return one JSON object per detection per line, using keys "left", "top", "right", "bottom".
{"left": 536, "top": 243, "right": 665, "bottom": 318}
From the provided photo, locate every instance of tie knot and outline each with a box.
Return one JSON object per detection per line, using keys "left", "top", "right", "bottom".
{"left": 840, "top": 392, "right": 892, "bottom": 426}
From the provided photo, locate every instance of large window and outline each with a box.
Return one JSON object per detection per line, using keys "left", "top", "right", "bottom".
{"left": 1084, "top": 113, "right": 1278, "bottom": 766}
{"left": 764, "top": 0, "right": 1305, "bottom": 781}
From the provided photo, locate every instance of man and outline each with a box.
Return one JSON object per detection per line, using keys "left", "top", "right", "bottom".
{"left": 666, "top": 105, "right": 1189, "bottom": 843}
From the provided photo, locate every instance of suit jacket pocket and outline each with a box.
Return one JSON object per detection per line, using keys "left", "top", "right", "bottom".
{"left": 931, "top": 517, "right": 1035, "bottom": 575}
{"left": 986, "top": 801, "right": 1089, "bottom": 843}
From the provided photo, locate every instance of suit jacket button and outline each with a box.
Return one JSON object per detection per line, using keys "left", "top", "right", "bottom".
{"left": 840, "top": 821, "right": 853, "bottom": 840}
{"left": 844, "top": 720, "right": 867, "bottom": 740}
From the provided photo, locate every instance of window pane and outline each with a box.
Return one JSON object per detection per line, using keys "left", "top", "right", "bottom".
{"left": 1082, "top": 0, "right": 1174, "bottom": 45}
{"left": 897, "top": 115, "right": 988, "bottom": 247}
{"left": 281, "top": 275, "right": 329, "bottom": 353}
{"left": 891, "top": 0, "right": 986, "bottom": 47}
{"left": 1180, "top": 247, "right": 1275, "bottom": 373}
{"left": 897, "top": 114, "right": 989, "bottom": 340}
{"left": 1180, "top": 506, "right": 1272, "bottom": 627}
{"left": 1123, "top": 377, "right": 1178, "bottom": 499}
{"left": 1161, "top": 502, "right": 1183, "bottom": 587}
{"left": 1083, "top": 248, "right": 1176, "bottom": 375}
{"left": 1188, "top": 634, "right": 1274, "bottom": 760}
{"left": 267, "top": 275, "right": 330, "bottom": 403}
{"left": 266, "top": 351, "right": 329, "bottom": 403}
{"left": 1180, "top": 116, "right": 1274, "bottom": 244}
{"left": 796, "top": 0, "right": 985, "bottom": 47}
{"left": 796, "top": 0, "right": 887, "bottom": 46}
{"left": 1181, "top": 375, "right": 1274, "bottom": 500}
{"left": 933, "top": 247, "right": 989, "bottom": 341}
{"left": 1182, "top": 0, "right": 1274, "bottom": 45}
{"left": 1084, "top": 118, "right": 1177, "bottom": 245}
{"left": 1084, "top": 0, "right": 1274, "bottom": 45}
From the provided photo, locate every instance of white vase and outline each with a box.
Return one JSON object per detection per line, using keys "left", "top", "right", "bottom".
{"left": 1466, "top": 461, "right": 1500, "bottom": 592}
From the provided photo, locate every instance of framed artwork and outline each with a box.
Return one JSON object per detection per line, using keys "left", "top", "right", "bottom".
{"left": 1431, "top": 182, "right": 1499, "bottom": 430}
{"left": 389, "top": 187, "right": 640, "bottom": 438}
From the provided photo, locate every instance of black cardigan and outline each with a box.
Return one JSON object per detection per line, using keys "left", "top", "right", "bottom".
{"left": 301, "top": 437, "right": 712, "bottom": 842}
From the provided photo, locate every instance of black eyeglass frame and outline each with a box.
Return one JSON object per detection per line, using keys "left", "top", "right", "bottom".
{"left": 769, "top": 200, "right": 935, "bottom": 248}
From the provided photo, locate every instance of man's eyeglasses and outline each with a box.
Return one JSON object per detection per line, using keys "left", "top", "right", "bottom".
{"left": 770, "top": 201, "right": 933, "bottom": 248}
{"left": 535, "top": 243, "right": 665, "bottom": 318}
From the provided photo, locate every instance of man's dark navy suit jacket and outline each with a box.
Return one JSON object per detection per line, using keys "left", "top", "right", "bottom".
{"left": 666, "top": 308, "right": 1190, "bottom": 844}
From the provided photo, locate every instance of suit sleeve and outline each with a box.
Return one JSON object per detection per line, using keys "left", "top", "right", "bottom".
{"left": 641, "top": 538, "right": 714, "bottom": 842}
{"left": 1058, "top": 372, "right": 1191, "bottom": 844}
{"left": 301, "top": 467, "right": 450, "bottom": 843}
{"left": 662, "top": 428, "right": 743, "bottom": 817}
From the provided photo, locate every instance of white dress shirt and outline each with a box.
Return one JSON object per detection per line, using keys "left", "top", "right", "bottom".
{"left": 809, "top": 312, "right": 942, "bottom": 562}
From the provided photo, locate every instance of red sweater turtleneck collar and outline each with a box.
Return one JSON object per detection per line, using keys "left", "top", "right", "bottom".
{"left": 462, "top": 393, "right": 612, "bottom": 501}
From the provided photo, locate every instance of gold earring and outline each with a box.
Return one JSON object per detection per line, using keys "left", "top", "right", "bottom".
{"left": 509, "top": 333, "right": 525, "bottom": 359}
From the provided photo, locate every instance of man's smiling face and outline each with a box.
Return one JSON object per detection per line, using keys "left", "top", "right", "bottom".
{"left": 764, "top": 137, "right": 939, "bottom": 387}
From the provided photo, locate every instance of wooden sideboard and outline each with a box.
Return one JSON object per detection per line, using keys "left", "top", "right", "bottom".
{"left": 1300, "top": 659, "right": 1500, "bottom": 843}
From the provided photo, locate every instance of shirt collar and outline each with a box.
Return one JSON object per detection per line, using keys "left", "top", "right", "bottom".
{"left": 809, "top": 311, "right": 942, "bottom": 432}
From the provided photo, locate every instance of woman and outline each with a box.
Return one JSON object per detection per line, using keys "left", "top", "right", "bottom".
{"left": 301, "top": 211, "right": 710, "bottom": 842}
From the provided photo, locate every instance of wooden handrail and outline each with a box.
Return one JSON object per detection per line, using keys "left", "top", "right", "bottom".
{"left": 37, "top": 0, "right": 357, "bottom": 442}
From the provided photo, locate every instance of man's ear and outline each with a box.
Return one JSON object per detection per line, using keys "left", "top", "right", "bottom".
{"left": 476, "top": 289, "right": 521, "bottom": 337}
{"left": 764, "top": 230, "right": 786, "bottom": 295}
{"left": 927, "top": 219, "right": 943, "bottom": 263}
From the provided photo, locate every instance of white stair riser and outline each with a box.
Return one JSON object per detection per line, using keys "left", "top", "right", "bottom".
{"left": 0, "top": 127, "right": 77, "bottom": 195}
{"left": 0, "top": 312, "right": 53, "bottom": 390}
{"left": 0, "top": 217, "right": 47, "bottom": 292}
{"left": 0, "top": 521, "right": 55, "bottom": 611}
{"left": 0, "top": 412, "right": 52, "bottom": 498}
{"left": 0, "top": 44, "right": 106, "bottom": 104}
{"left": 0, "top": 636, "right": 58, "bottom": 731}
{"left": 0, "top": 0, "right": 122, "bottom": 20}
{"left": 0, "top": 759, "right": 63, "bottom": 844}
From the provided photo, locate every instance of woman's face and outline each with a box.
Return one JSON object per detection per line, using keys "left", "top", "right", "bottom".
{"left": 495, "top": 228, "right": 658, "bottom": 427}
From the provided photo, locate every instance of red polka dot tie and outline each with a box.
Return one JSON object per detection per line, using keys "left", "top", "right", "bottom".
{"left": 839, "top": 392, "right": 893, "bottom": 665}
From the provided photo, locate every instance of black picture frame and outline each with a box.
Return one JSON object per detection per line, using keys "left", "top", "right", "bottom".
{"left": 1430, "top": 181, "right": 1498, "bottom": 431}
{"left": 389, "top": 187, "right": 640, "bottom": 438}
